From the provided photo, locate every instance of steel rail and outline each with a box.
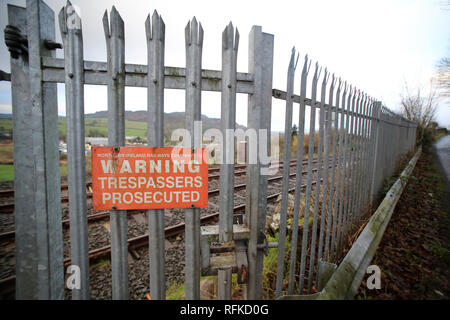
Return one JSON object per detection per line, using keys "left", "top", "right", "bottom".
{"left": 0, "top": 159, "right": 333, "bottom": 242}
{"left": 0, "top": 177, "right": 322, "bottom": 296}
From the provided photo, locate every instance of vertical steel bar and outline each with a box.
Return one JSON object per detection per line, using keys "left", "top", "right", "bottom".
{"left": 218, "top": 268, "right": 232, "bottom": 300}
{"left": 219, "top": 22, "right": 239, "bottom": 242}
{"left": 369, "top": 100, "right": 378, "bottom": 202}
{"left": 386, "top": 110, "right": 391, "bottom": 176}
{"left": 218, "top": 22, "right": 239, "bottom": 301}
{"left": 318, "top": 75, "right": 338, "bottom": 265}
{"left": 336, "top": 87, "right": 354, "bottom": 258}
{"left": 145, "top": 11, "right": 166, "bottom": 300}
{"left": 347, "top": 91, "right": 361, "bottom": 231}
{"left": 329, "top": 82, "right": 347, "bottom": 261}
{"left": 369, "top": 102, "right": 381, "bottom": 205}
{"left": 361, "top": 98, "right": 373, "bottom": 213}
{"left": 59, "top": 2, "right": 90, "bottom": 300}
{"left": 26, "top": 0, "right": 64, "bottom": 299}
{"left": 275, "top": 48, "right": 297, "bottom": 298}
{"left": 298, "top": 63, "right": 321, "bottom": 294}
{"left": 358, "top": 97, "right": 369, "bottom": 214}
{"left": 8, "top": 4, "right": 38, "bottom": 299}
{"left": 307, "top": 69, "right": 329, "bottom": 293}
{"left": 244, "top": 26, "right": 274, "bottom": 300}
{"left": 341, "top": 90, "right": 358, "bottom": 248}
{"left": 351, "top": 92, "right": 364, "bottom": 229}
{"left": 380, "top": 107, "right": 386, "bottom": 185}
{"left": 359, "top": 95, "right": 369, "bottom": 215}
{"left": 352, "top": 93, "right": 365, "bottom": 223}
{"left": 103, "top": 7, "right": 129, "bottom": 300}
{"left": 287, "top": 55, "right": 310, "bottom": 295}
{"left": 386, "top": 111, "right": 391, "bottom": 177}
{"left": 184, "top": 17, "right": 203, "bottom": 300}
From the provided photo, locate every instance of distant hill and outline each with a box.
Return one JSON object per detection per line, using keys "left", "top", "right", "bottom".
{"left": 0, "top": 111, "right": 247, "bottom": 143}
{"left": 85, "top": 110, "right": 247, "bottom": 140}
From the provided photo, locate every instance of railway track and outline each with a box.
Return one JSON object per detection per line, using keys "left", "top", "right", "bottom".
{"left": 0, "top": 157, "right": 330, "bottom": 296}
{"left": 0, "top": 176, "right": 321, "bottom": 297}
{"left": 0, "top": 159, "right": 329, "bottom": 242}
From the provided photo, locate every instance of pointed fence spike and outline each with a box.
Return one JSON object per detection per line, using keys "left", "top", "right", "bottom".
{"left": 227, "top": 23, "right": 233, "bottom": 47}
{"left": 58, "top": 8, "right": 67, "bottom": 35}
{"left": 198, "top": 23, "right": 204, "bottom": 46}
{"left": 222, "top": 27, "right": 228, "bottom": 50}
{"left": 313, "top": 62, "right": 319, "bottom": 78}
{"left": 234, "top": 28, "right": 239, "bottom": 51}
{"left": 318, "top": 65, "right": 323, "bottom": 80}
{"left": 152, "top": 11, "right": 160, "bottom": 42}
{"left": 288, "top": 48, "right": 295, "bottom": 68}
{"left": 294, "top": 52, "right": 300, "bottom": 70}
{"left": 185, "top": 21, "right": 191, "bottom": 46}
{"left": 190, "top": 18, "right": 198, "bottom": 45}
{"left": 102, "top": 11, "right": 110, "bottom": 39}
{"left": 302, "top": 55, "right": 309, "bottom": 75}
{"left": 160, "top": 16, "right": 165, "bottom": 41}
{"left": 145, "top": 15, "right": 151, "bottom": 40}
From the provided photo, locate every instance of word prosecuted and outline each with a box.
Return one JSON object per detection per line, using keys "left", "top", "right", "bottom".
{"left": 92, "top": 147, "right": 209, "bottom": 210}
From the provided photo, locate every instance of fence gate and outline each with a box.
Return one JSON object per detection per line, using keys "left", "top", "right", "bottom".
{"left": 3, "top": 0, "right": 416, "bottom": 300}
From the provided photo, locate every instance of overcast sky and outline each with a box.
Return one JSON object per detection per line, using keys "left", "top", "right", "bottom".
{"left": 0, "top": 0, "right": 449, "bottom": 131}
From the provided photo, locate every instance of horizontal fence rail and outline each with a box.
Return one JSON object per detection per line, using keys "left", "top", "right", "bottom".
{"left": 2, "top": 0, "right": 417, "bottom": 300}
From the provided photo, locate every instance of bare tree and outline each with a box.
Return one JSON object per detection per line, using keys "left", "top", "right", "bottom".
{"left": 400, "top": 80, "right": 439, "bottom": 141}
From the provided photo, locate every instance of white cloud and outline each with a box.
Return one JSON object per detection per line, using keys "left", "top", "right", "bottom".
{"left": 0, "top": 103, "right": 12, "bottom": 114}
{"left": 0, "top": 0, "right": 449, "bottom": 130}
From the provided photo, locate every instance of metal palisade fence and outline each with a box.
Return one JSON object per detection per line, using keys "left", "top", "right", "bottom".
{"left": 272, "top": 53, "right": 416, "bottom": 297}
{"left": 3, "top": 0, "right": 416, "bottom": 300}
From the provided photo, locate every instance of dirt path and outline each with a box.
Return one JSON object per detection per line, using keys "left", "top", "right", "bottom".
{"left": 356, "top": 146, "right": 450, "bottom": 300}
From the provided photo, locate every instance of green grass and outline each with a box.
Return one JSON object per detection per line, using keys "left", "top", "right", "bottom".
{"left": 0, "top": 119, "right": 13, "bottom": 133}
{"left": 166, "top": 281, "right": 186, "bottom": 300}
{"left": 60, "top": 165, "right": 68, "bottom": 177}
{"left": 0, "top": 118, "right": 148, "bottom": 139}
{"left": 0, "top": 164, "right": 14, "bottom": 181}
{"left": 0, "top": 164, "right": 68, "bottom": 181}
{"left": 124, "top": 120, "right": 147, "bottom": 137}
{"left": 90, "top": 259, "right": 111, "bottom": 269}
{"left": 166, "top": 276, "right": 217, "bottom": 300}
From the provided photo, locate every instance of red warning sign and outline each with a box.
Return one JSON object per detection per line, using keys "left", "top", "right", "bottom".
{"left": 91, "top": 147, "right": 209, "bottom": 210}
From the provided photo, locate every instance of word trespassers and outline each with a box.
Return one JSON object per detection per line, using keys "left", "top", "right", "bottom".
{"left": 91, "top": 147, "right": 209, "bottom": 210}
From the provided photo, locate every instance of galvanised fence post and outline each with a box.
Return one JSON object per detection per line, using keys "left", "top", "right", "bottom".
{"left": 184, "top": 17, "right": 203, "bottom": 300}
{"left": 7, "top": 0, "right": 64, "bottom": 299}
{"left": 59, "top": 1, "right": 90, "bottom": 300}
{"left": 146, "top": 10, "right": 166, "bottom": 301}
{"left": 244, "top": 26, "right": 273, "bottom": 300}
{"left": 103, "top": 7, "right": 129, "bottom": 300}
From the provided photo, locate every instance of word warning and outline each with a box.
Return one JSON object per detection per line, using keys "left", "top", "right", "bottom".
{"left": 91, "top": 147, "right": 209, "bottom": 210}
